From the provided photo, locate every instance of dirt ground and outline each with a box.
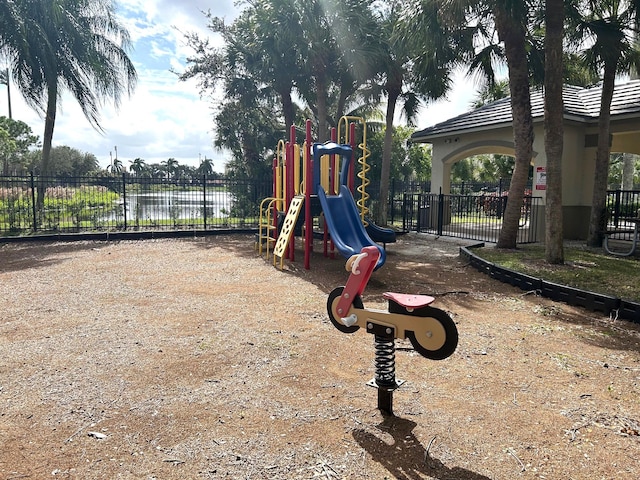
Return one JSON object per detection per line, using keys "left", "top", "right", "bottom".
{"left": 1, "top": 233, "right": 639, "bottom": 479}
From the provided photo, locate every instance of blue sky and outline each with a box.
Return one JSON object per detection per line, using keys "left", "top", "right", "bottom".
{"left": 3, "top": 0, "right": 477, "bottom": 173}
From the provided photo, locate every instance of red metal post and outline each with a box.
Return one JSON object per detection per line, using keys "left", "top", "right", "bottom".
{"left": 304, "top": 120, "right": 313, "bottom": 270}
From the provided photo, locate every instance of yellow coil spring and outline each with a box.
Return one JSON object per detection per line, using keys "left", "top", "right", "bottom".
{"left": 357, "top": 138, "right": 370, "bottom": 226}
{"left": 337, "top": 116, "right": 369, "bottom": 225}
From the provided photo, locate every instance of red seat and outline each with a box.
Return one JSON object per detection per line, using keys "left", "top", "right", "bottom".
{"left": 383, "top": 292, "right": 435, "bottom": 309}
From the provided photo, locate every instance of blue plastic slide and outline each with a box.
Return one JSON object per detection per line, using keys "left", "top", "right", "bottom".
{"left": 317, "top": 185, "right": 386, "bottom": 270}
{"left": 364, "top": 218, "right": 397, "bottom": 245}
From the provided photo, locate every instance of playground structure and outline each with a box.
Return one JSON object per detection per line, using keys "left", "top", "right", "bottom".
{"left": 257, "top": 118, "right": 456, "bottom": 415}
{"left": 327, "top": 245, "right": 459, "bottom": 415}
{"left": 256, "top": 117, "right": 396, "bottom": 270}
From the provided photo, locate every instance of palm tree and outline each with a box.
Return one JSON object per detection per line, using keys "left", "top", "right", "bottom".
{"left": 470, "top": 80, "right": 511, "bottom": 109}
{"left": 406, "top": 0, "right": 536, "bottom": 249}
{"left": 543, "top": 0, "right": 565, "bottom": 264}
{"left": 196, "top": 157, "right": 214, "bottom": 177}
{"left": 110, "top": 157, "right": 123, "bottom": 174}
{"left": 129, "top": 157, "right": 146, "bottom": 176}
{"left": 162, "top": 158, "right": 179, "bottom": 180}
{"left": 289, "top": 0, "right": 381, "bottom": 141}
{"left": 567, "top": 0, "right": 640, "bottom": 246}
{"left": 490, "top": 2, "right": 536, "bottom": 249}
{"left": 1, "top": 0, "right": 137, "bottom": 201}
{"left": 371, "top": 1, "right": 450, "bottom": 226}
{"left": 241, "top": 0, "right": 302, "bottom": 133}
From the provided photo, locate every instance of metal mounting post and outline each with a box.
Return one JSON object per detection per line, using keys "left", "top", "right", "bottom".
{"left": 366, "top": 323, "right": 404, "bottom": 415}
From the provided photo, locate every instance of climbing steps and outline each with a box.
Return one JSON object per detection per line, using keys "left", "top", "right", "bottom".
{"left": 273, "top": 195, "right": 304, "bottom": 269}
{"left": 256, "top": 197, "right": 281, "bottom": 258}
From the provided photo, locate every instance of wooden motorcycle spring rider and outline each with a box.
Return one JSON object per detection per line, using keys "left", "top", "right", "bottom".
{"left": 327, "top": 246, "right": 458, "bottom": 415}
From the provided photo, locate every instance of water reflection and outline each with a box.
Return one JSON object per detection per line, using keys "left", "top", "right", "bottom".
{"left": 115, "top": 190, "right": 232, "bottom": 221}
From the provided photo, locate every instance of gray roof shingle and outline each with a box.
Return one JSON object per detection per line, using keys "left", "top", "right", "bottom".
{"left": 411, "top": 80, "right": 640, "bottom": 142}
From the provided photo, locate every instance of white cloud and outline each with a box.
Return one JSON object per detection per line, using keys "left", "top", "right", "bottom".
{"left": 1, "top": 0, "right": 482, "bottom": 174}
{"left": 4, "top": 0, "right": 237, "bottom": 173}
{"left": 413, "top": 70, "right": 479, "bottom": 130}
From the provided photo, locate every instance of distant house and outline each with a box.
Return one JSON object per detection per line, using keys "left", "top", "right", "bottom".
{"left": 410, "top": 80, "right": 640, "bottom": 240}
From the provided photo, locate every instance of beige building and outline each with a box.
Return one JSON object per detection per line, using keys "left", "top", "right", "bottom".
{"left": 410, "top": 80, "right": 640, "bottom": 240}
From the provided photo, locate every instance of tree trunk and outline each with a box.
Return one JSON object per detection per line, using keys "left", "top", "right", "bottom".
{"left": 621, "top": 153, "right": 635, "bottom": 190}
{"left": 279, "top": 88, "right": 295, "bottom": 136}
{"left": 36, "top": 83, "right": 58, "bottom": 220}
{"left": 336, "top": 76, "right": 351, "bottom": 125}
{"left": 543, "top": 0, "right": 564, "bottom": 264}
{"left": 587, "top": 59, "right": 617, "bottom": 247}
{"left": 379, "top": 87, "right": 400, "bottom": 226}
{"left": 41, "top": 84, "right": 57, "bottom": 176}
{"left": 494, "top": 9, "right": 534, "bottom": 249}
{"left": 315, "top": 68, "right": 329, "bottom": 142}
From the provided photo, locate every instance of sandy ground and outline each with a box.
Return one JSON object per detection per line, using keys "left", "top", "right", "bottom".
{"left": 1, "top": 233, "right": 639, "bottom": 479}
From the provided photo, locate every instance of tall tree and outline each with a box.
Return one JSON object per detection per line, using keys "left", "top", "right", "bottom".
{"left": 162, "top": 158, "right": 179, "bottom": 180}
{"left": 492, "top": 2, "right": 535, "bottom": 249}
{"left": 544, "top": 0, "right": 565, "bottom": 264}
{"left": 291, "top": 0, "right": 382, "bottom": 140}
{"left": 373, "top": 1, "right": 448, "bottom": 226}
{"left": 182, "top": 0, "right": 383, "bottom": 178}
{"left": 182, "top": 2, "right": 302, "bottom": 134}
{"left": 248, "top": 0, "right": 303, "bottom": 133}
{"left": 0, "top": 116, "right": 39, "bottom": 174}
{"left": 110, "top": 157, "right": 123, "bottom": 174}
{"left": 401, "top": 0, "right": 536, "bottom": 249}
{"left": 568, "top": 0, "right": 640, "bottom": 246}
{"left": 196, "top": 157, "right": 214, "bottom": 177}
{"left": 129, "top": 157, "right": 146, "bottom": 176}
{"left": 0, "top": 0, "right": 137, "bottom": 183}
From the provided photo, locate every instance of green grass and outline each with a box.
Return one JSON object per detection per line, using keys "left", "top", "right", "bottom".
{"left": 476, "top": 244, "right": 640, "bottom": 302}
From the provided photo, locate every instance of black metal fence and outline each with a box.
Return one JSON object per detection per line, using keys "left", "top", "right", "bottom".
{"left": 399, "top": 192, "right": 542, "bottom": 244}
{"left": 606, "top": 189, "right": 640, "bottom": 242}
{"left": 0, "top": 173, "right": 272, "bottom": 236}
{"left": 3, "top": 173, "right": 634, "bottom": 245}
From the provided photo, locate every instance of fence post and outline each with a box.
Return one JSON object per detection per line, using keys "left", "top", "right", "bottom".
{"left": 30, "top": 171, "right": 37, "bottom": 232}
{"left": 402, "top": 193, "right": 409, "bottom": 232}
{"left": 613, "top": 189, "right": 621, "bottom": 226}
{"left": 437, "top": 189, "right": 444, "bottom": 236}
{"left": 389, "top": 179, "right": 395, "bottom": 224}
{"left": 122, "top": 172, "right": 127, "bottom": 230}
{"left": 203, "top": 174, "right": 208, "bottom": 230}
{"left": 416, "top": 193, "right": 423, "bottom": 231}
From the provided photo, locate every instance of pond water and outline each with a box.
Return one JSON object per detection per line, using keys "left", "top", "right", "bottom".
{"left": 112, "top": 190, "right": 232, "bottom": 221}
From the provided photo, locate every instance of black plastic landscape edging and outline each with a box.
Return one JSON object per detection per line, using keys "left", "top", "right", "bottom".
{"left": 0, "top": 228, "right": 257, "bottom": 245}
{"left": 460, "top": 244, "right": 640, "bottom": 324}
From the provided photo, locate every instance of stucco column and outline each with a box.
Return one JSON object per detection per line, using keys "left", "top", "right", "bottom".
{"left": 430, "top": 148, "right": 451, "bottom": 194}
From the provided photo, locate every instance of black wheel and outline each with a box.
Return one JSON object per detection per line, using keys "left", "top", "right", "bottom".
{"left": 326, "top": 286, "right": 362, "bottom": 334}
{"left": 405, "top": 306, "right": 458, "bottom": 360}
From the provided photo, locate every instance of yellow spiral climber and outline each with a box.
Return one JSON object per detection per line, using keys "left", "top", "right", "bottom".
{"left": 356, "top": 131, "right": 370, "bottom": 226}
{"left": 337, "top": 116, "right": 370, "bottom": 225}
